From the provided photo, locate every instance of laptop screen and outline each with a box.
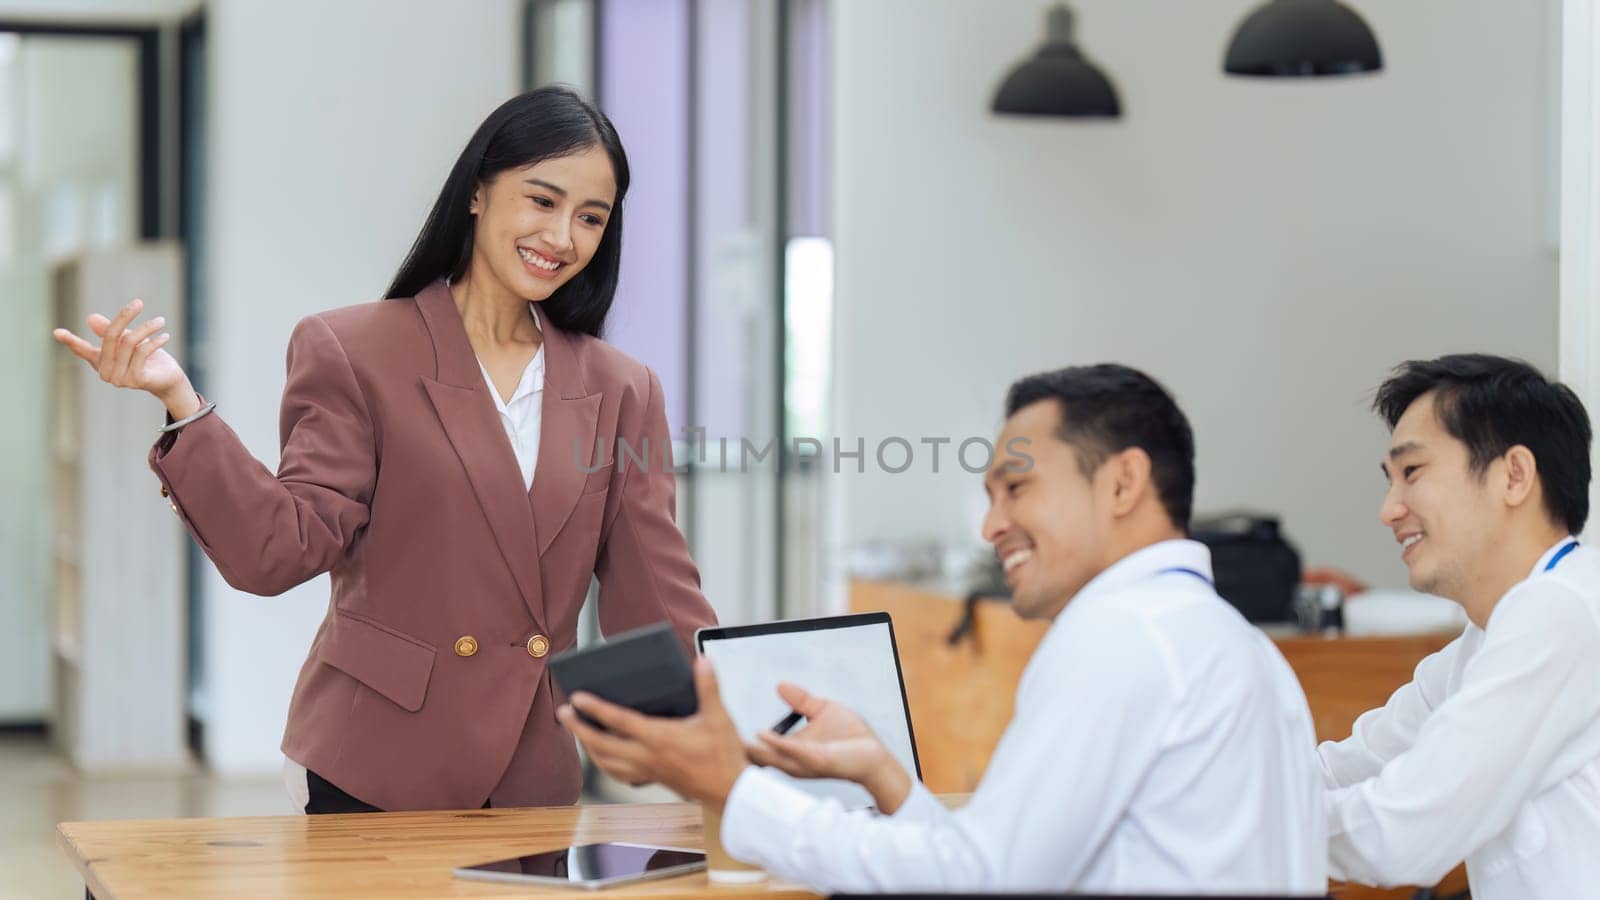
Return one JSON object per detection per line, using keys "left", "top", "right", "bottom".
{"left": 697, "top": 613, "right": 921, "bottom": 809}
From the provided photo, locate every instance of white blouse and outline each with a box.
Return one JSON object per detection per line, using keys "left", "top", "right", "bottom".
{"left": 474, "top": 303, "right": 544, "bottom": 491}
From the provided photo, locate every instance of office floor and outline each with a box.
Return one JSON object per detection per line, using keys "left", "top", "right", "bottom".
{"left": 0, "top": 731, "right": 293, "bottom": 899}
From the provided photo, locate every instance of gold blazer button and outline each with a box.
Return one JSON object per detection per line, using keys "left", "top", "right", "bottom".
{"left": 526, "top": 634, "right": 550, "bottom": 658}
{"left": 454, "top": 636, "right": 479, "bottom": 658}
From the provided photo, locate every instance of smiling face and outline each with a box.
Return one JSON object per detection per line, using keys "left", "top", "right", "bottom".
{"left": 467, "top": 145, "right": 617, "bottom": 302}
{"left": 981, "top": 400, "right": 1115, "bottom": 621}
{"left": 1379, "top": 391, "right": 1507, "bottom": 601}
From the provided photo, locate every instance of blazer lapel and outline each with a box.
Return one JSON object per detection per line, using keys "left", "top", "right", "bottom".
{"left": 414, "top": 280, "right": 546, "bottom": 625}
{"left": 532, "top": 308, "right": 603, "bottom": 558}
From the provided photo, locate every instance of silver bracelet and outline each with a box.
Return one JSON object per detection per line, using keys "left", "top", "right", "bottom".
{"left": 159, "top": 400, "right": 217, "bottom": 434}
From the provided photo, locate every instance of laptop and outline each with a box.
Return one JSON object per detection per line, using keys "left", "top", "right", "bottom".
{"left": 697, "top": 612, "right": 922, "bottom": 809}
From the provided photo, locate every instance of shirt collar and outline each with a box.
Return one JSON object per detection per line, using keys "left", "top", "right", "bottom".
{"left": 476, "top": 305, "right": 546, "bottom": 411}
{"left": 477, "top": 353, "right": 543, "bottom": 412}
{"left": 1067, "top": 538, "right": 1214, "bottom": 610}
{"left": 1528, "top": 535, "right": 1579, "bottom": 577}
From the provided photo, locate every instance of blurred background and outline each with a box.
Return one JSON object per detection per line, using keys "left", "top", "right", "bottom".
{"left": 2, "top": 0, "right": 1593, "bottom": 895}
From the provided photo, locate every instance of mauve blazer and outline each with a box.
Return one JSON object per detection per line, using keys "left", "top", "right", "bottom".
{"left": 148, "top": 279, "right": 717, "bottom": 811}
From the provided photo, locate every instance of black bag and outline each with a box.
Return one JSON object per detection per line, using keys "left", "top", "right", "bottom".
{"left": 1190, "top": 513, "right": 1302, "bottom": 623}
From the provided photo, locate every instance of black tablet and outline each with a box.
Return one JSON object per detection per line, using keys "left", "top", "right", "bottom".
{"left": 454, "top": 842, "right": 706, "bottom": 889}
{"left": 548, "top": 621, "right": 698, "bottom": 722}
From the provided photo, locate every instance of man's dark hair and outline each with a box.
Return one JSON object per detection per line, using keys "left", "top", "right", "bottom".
{"left": 1005, "top": 364, "right": 1196, "bottom": 531}
{"left": 1374, "top": 353, "right": 1592, "bottom": 534}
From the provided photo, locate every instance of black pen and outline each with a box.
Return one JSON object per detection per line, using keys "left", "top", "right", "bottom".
{"left": 770, "top": 709, "right": 804, "bottom": 735}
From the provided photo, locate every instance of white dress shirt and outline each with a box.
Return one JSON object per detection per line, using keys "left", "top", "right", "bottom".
{"left": 282, "top": 303, "right": 545, "bottom": 811}
{"left": 721, "top": 539, "right": 1326, "bottom": 895}
{"left": 1320, "top": 537, "right": 1600, "bottom": 899}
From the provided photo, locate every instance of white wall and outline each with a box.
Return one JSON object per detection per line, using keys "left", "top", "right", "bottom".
{"left": 831, "top": 0, "right": 1559, "bottom": 590}
{"left": 0, "top": 0, "right": 198, "bottom": 26}
{"left": 198, "top": 0, "right": 520, "bottom": 772}
{"left": 1561, "top": 0, "right": 1600, "bottom": 536}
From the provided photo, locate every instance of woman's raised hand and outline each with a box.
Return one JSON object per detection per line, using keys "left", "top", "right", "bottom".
{"left": 52, "top": 298, "right": 201, "bottom": 418}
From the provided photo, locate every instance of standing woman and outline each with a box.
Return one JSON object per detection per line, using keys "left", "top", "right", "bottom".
{"left": 51, "top": 86, "right": 717, "bottom": 813}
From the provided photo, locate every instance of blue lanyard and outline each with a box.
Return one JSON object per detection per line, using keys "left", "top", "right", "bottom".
{"left": 1545, "top": 540, "right": 1579, "bottom": 572}
{"left": 1158, "top": 566, "right": 1215, "bottom": 586}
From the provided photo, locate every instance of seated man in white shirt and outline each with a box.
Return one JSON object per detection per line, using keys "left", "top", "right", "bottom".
{"left": 557, "top": 364, "right": 1326, "bottom": 896}
{"left": 1320, "top": 354, "right": 1600, "bottom": 900}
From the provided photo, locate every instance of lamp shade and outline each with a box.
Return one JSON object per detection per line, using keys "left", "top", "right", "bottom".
{"left": 1223, "top": 0, "right": 1381, "bottom": 77}
{"left": 992, "top": 4, "right": 1121, "bottom": 118}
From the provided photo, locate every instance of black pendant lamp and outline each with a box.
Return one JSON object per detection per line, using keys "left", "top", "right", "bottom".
{"left": 992, "top": 3, "right": 1120, "bottom": 118}
{"left": 1223, "top": 0, "right": 1382, "bottom": 77}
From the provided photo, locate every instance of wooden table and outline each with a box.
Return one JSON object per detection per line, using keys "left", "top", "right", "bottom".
{"left": 57, "top": 802, "right": 818, "bottom": 900}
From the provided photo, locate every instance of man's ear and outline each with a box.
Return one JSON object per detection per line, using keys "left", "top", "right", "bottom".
{"left": 1108, "top": 447, "right": 1153, "bottom": 519}
{"left": 1502, "top": 445, "right": 1540, "bottom": 511}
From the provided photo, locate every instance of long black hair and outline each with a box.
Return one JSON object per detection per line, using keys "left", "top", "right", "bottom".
{"left": 385, "top": 86, "right": 630, "bottom": 338}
